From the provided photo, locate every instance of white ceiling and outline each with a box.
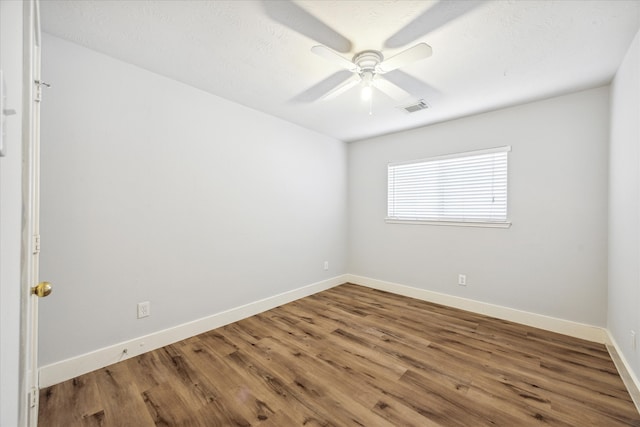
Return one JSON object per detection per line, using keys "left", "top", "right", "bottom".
{"left": 40, "top": 0, "right": 640, "bottom": 142}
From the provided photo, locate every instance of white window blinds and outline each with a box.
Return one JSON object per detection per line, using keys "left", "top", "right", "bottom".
{"left": 387, "top": 146, "right": 511, "bottom": 226}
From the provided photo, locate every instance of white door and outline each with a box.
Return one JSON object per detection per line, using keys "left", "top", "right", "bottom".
{"left": 23, "top": 0, "right": 49, "bottom": 426}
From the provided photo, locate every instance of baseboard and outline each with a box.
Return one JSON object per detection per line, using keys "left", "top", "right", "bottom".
{"left": 345, "top": 274, "right": 608, "bottom": 344}
{"left": 606, "top": 333, "right": 640, "bottom": 413}
{"left": 39, "top": 273, "right": 612, "bottom": 388}
{"left": 38, "top": 275, "right": 347, "bottom": 388}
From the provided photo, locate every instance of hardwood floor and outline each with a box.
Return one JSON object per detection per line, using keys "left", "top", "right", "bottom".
{"left": 39, "top": 283, "right": 640, "bottom": 426}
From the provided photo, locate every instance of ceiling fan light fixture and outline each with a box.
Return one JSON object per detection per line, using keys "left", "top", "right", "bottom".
{"left": 308, "top": 43, "right": 432, "bottom": 111}
{"left": 361, "top": 85, "right": 373, "bottom": 101}
{"left": 360, "top": 71, "right": 374, "bottom": 101}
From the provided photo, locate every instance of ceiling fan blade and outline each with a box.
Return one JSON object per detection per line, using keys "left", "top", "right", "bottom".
{"left": 384, "top": 0, "right": 485, "bottom": 49}
{"left": 383, "top": 70, "right": 442, "bottom": 101}
{"left": 376, "top": 43, "right": 432, "bottom": 74}
{"left": 262, "top": 1, "right": 352, "bottom": 53}
{"left": 374, "top": 77, "right": 413, "bottom": 102}
{"left": 291, "top": 70, "right": 354, "bottom": 103}
{"left": 312, "top": 45, "right": 359, "bottom": 72}
{"left": 321, "top": 75, "right": 360, "bottom": 101}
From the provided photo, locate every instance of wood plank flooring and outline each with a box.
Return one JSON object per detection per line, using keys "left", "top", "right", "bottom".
{"left": 39, "top": 283, "right": 640, "bottom": 426}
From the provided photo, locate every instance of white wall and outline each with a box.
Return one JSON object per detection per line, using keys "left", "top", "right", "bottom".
{"left": 348, "top": 87, "right": 609, "bottom": 327}
{"left": 0, "top": 2, "right": 24, "bottom": 425}
{"left": 38, "top": 35, "right": 347, "bottom": 367}
{"left": 609, "top": 29, "right": 640, "bottom": 383}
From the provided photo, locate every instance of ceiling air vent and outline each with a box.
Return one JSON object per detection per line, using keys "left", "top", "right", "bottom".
{"left": 400, "top": 99, "right": 429, "bottom": 113}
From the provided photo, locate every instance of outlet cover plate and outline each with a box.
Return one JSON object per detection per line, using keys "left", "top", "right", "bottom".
{"left": 137, "top": 301, "right": 150, "bottom": 318}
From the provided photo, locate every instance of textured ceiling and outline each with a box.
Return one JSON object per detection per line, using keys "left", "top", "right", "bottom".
{"left": 40, "top": 0, "right": 640, "bottom": 142}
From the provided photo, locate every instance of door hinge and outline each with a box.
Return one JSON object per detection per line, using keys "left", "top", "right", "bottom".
{"left": 33, "top": 234, "right": 40, "bottom": 254}
{"left": 34, "top": 80, "right": 50, "bottom": 103}
{"left": 29, "top": 387, "right": 38, "bottom": 408}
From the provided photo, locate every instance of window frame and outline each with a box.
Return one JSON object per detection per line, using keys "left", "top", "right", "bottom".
{"left": 386, "top": 146, "right": 512, "bottom": 228}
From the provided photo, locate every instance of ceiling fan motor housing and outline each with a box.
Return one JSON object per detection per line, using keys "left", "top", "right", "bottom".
{"left": 353, "top": 50, "right": 383, "bottom": 76}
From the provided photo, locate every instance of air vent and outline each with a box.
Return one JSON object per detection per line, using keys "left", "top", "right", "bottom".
{"left": 400, "top": 99, "right": 429, "bottom": 113}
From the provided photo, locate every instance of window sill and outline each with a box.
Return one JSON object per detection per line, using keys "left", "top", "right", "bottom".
{"left": 385, "top": 218, "right": 512, "bottom": 228}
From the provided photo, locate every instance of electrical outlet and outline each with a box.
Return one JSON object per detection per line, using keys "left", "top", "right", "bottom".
{"left": 324, "top": 261, "right": 329, "bottom": 271}
{"left": 137, "top": 301, "right": 150, "bottom": 319}
{"left": 458, "top": 274, "right": 467, "bottom": 286}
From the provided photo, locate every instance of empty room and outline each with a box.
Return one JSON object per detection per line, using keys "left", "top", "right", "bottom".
{"left": 1, "top": 0, "right": 640, "bottom": 425}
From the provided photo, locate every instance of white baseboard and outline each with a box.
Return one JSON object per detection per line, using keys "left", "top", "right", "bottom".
{"left": 606, "top": 333, "right": 640, "bottom": 413}
{"left": 39, "top": 273, "right": 613, "bottom": 389}
{"left": 345, "top": 274, "right": 608, "bottom": 344}
{"left": 38, "top": 275, "right": 347, "bottom": 388}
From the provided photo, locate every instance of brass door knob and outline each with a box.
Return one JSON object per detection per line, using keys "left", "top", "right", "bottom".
{"left": 31, "top": 281, "right": 52, "bottom": 298}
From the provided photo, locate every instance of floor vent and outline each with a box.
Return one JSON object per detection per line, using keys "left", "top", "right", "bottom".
{"left": 400, "top": 99, "right": 429, "bottom": 113}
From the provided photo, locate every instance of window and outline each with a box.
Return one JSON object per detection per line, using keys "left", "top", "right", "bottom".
{"left": 387, "top": 146, "right": 511, "bottom": 227}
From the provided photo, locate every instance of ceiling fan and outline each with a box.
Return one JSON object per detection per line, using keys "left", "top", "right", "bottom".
{"left": 263, "top": 0, "right": 483, "bottom": 106}
{"left": 309, "top": 43, "right": 433, "bottom": 104}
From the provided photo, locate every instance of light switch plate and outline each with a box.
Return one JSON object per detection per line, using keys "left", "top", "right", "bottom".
{"left": 1, "top": 69, "right": 5, "bottom": 157}
{"left": 0, "top": 69, "right": 18, "bottom": 157}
